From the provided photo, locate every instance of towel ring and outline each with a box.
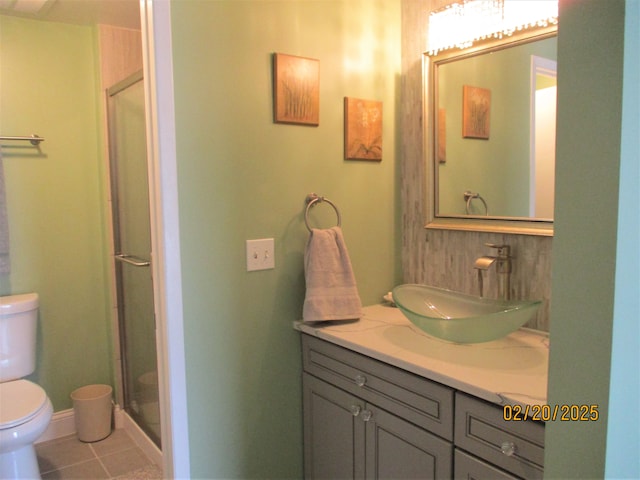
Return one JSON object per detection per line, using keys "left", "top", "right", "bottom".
{"left": 463, "top": 190, "right": 489, "bottom": 216}
{"left": 305, "top": 193, "right": 342, "bottom": 232}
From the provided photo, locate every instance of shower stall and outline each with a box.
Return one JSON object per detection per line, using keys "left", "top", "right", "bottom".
{"left": 106, "top": 71, "right": 161, "bottom": 448}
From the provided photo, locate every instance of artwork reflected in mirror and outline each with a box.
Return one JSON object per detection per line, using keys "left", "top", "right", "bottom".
{"left": 462, "top": 86, "right": 491, "bottom": 139}
{"left": 434, "top": 35, "right": 557, "bottom": 222}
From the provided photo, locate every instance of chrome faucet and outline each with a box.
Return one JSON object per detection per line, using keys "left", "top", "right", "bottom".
{"left": 474, "top": 243, "right": 512, "bottom": 300}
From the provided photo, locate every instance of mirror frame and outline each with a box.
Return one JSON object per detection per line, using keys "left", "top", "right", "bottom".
{"left": 424, "top": 25, "right": 557, "bottom": 236}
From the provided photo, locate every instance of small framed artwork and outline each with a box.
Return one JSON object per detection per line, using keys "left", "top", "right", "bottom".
{"left": 273, "top": 53, "right": 320, "bottom": 126}
{"left": 344, "top": 97, "right": 382, "bottom": 161}
{"left": 437, "top": 108, "right": 447, "bottom": 163}
{"left": 462, "top": 85, "right": 491, "bottom": 139}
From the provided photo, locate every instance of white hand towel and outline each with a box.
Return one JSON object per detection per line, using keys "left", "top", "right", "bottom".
{"left": 0, "top": 150, "right": 9, "bottom": 275}
{"left": 303, "top": 226, "right": 362, "bottom": 322}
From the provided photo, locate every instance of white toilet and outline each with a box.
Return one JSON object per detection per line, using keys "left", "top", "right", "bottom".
{"left": 0, "top": 293, "right": 53, "bottom": 479}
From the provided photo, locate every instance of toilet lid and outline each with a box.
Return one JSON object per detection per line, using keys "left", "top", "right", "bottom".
{"left": 0, "top": 379, "right": 48, "bottom": 429}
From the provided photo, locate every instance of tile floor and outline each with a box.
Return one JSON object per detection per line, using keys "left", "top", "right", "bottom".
{"left": 35, "top": 429, "right": 163, "bottom": 479}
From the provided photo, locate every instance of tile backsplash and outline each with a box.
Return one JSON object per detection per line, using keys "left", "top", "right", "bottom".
{"left": 412, "top": 230, "right": 552, "bottom": 331}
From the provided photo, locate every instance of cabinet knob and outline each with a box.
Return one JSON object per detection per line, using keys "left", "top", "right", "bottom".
{"left": 361, "top": 409, "right": 373, "bottom": 422}
{"left": 501, "top": 441, "right": 517, "bottom": 457}
{"left": 350, "top": 405, "right": 361, "bottom": 417}
{"left": 354, "top": 374, "right": 367, "bottom": 387}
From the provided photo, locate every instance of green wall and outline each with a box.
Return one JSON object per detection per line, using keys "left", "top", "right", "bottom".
{"left": 0, "top": 16, "right": 112, "bottom": 410}
{"left": 169, "top": 0, "right": 401, "bottom": 477}
{"left": 545, "top": 1, "right": 625, "bottom": 477}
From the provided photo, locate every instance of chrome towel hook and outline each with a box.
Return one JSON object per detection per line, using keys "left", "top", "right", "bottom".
{"left": 305, "top": 193, "right": 342, "bottom": 232}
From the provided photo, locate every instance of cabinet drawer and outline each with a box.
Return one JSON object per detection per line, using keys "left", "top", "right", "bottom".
{"left": 302, "top": 334, "right": 454, "bottom": 440}
{"left": 454, "top": 449, "right": 519, "bottom": 480}
{"left": 455, "top": 392, "right": 544, "bottom": 479}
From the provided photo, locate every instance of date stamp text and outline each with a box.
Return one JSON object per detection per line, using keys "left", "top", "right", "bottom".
{"left": 503, "top": 404, "right": 599, "bottom": 422}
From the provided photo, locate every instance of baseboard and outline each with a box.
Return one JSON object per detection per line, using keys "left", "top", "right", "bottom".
{"left": 36, "top": 408, "right": 76, "bottom": 444}
{"left": 120, "top": 410, "right": 163, "bottom": 467}
{"left": 36, "top": 404, "right": 122, "bottom": 444}
{"left": 36, "top": 405, "right": 162, "bottom": 468}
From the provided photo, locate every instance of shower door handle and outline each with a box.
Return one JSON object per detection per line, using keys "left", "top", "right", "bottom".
{"left": 114, "top": 254, "right": 151, "bottom": 267}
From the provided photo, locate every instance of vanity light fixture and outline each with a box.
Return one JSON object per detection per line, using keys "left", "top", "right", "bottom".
{"left": 0, "top": 0, "right": 51, "bottom": 14}
{"left": 427, "top": 0, "right": 558, "bottom": 55}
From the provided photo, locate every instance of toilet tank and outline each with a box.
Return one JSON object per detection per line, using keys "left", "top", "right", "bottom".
{"left": 0, "top": 293, "right": 39, "bottom": 382}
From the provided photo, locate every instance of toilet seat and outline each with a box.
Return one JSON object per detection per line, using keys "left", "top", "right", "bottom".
{"left": 0, "top": 379, "right": 49, "bottom": 429}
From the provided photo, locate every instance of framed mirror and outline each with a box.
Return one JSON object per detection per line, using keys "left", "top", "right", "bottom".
{"left": 425, "top": 27, "right": 557, "bottom": 236}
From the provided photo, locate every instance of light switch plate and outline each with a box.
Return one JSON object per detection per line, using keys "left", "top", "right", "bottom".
{"left": 246, "top": 238, "right": 275, "bottom": 271}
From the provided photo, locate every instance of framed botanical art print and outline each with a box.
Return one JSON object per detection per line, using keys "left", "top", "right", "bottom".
{"left": 344, "top": 97, "right": 382, "bottom": 161}
{"left": 462, "top": 85, "right": 491, "bottom": 139}
{"left": 273, "top": 53, "right": 320, "bottom": 126}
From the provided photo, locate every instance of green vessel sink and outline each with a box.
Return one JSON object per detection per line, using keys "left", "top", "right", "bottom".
{"left": 392, "top": 284, "right": 541, "bottom": 343}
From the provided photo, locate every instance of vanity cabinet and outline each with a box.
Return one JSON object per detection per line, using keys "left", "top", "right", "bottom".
{"left": 301, "top": 333, "right": 546, "bottom": 479}
{"left": 302, "top": 334, "right": 454, "bottom": 479}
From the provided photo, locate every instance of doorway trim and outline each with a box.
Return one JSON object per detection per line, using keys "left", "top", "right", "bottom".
{"left": 529, "top": 55, "right": 557, "bottom": 219}
{"left": 140, "top": 1, "right": 190, "bottom": 478}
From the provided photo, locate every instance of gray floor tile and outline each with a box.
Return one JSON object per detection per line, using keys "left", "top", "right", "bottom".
{"left": 113, "top": 464, "right": 164, "bottom": 479}
{"left": 91, "top": 429, "right": 137, "bottom": 457}
{"left": 36, "top": 429, "right": 162, "bottom": 479}
{"left": 100, "top": 447, "right": 151, "bottom": 478}
{"left": 41, "top": 459, "right": 109, "bottom": 480}
{"left": 36, "top": 436, "right": 95, "bottom": 474}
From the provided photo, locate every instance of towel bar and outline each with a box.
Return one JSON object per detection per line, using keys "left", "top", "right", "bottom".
{"left": 0, "top": 135, "right": 44, "bottom": 146}
{"left": 305, "top": 193, "right": 341, "bottom": 232}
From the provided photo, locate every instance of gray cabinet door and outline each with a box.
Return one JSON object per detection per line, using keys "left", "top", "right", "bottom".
{"left": 365, "top": 404, "right": 453, "bottom": 479}
{"left": 303, "top": 373, "right": 365, "bottom": 480}
{"left": 304, "top": 373, "right": 453, "bottom": 480}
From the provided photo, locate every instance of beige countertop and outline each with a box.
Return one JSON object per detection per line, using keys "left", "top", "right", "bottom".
{"left": 295, "top": 303, "right": 549, "bottom": 409}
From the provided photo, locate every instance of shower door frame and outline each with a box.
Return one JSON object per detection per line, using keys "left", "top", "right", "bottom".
{"left": 107, "top": 70, "right": 161, "bottom": 448}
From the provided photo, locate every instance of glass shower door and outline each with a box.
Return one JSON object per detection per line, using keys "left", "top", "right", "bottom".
{"left": 107, "top": 71, "right": 161, "bottom": 448}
